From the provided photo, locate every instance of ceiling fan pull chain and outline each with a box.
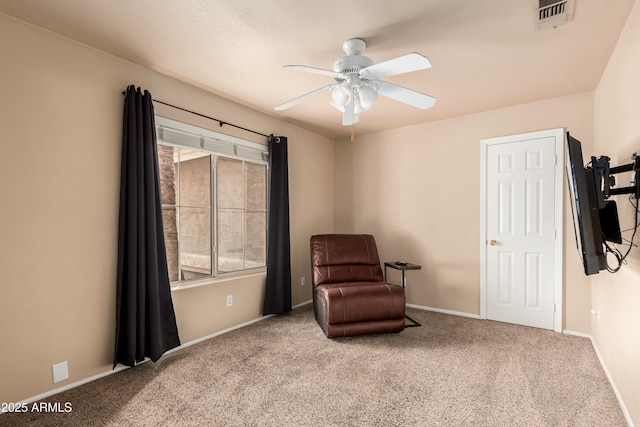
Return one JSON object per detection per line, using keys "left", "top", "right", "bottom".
{"left": 351, "top": 126, "right": 355, "bottom": 142}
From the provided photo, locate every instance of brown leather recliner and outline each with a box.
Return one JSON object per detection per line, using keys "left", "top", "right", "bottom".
{"left": 310, "top": 234, "right": 405, "bottom": 338}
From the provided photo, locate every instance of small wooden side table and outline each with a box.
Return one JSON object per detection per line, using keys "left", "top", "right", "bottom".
{"left": 384, "top": 262, "right": 422, "bottom": 327}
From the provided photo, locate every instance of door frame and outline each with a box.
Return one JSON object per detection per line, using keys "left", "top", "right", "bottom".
{"left": 479, "top": 128, "right": 565, "bottom": 333}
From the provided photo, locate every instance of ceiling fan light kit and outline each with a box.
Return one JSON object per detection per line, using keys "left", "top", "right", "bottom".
{"left": 275, "top": 38, "right": 436, "bottom": 127}
{"left": 331, "top": 83, "right": 352, "bottom": 107}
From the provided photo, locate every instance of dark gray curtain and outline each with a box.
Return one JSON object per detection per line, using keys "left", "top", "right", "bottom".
{"left": 114, "top": 85, "right": 180, "bottom": 368}
{"left": 263, "top": 136, "right": 292, "bottom": 315}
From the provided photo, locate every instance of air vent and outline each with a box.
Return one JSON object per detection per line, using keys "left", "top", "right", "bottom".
{"left": 538, "top": 0, "right": 575, "bottom": 30}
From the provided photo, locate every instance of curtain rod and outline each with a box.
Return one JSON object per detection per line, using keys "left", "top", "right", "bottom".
{"left": 122, "top": 91, "right": 273, "bottom": 140}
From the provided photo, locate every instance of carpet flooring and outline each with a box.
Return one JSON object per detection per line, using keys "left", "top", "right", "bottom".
{"left": 0, "top": 305, "right": 626, "bottom": 426}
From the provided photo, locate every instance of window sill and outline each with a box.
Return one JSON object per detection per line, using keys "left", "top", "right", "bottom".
{"left": 170, "top": 268, "right": 266, "bottom": 292}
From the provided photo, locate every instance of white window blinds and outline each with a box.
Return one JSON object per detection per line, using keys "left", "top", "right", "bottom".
{"left": 155, "top": 116, "right": 269, "bottom": 164}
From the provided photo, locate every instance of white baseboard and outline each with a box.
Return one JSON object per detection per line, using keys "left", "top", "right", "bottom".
{"left": 408, "top": 308, "right": 633, "bottom": 424}
{"left": 11, "top": 302, "right": 632, "bottom": 427}
{"left": 293, "top": 300, "right": 312, "bottom": 309}
{"left": 10, "top": 312, "right": 277, "bottom": 409}
{"left": 167, "top": 313, "right": 275, "bottom": 353}
{"left": 411, "top": 309, "right": 633, "bottom": 425}
{"left": 10, "top": 363, "right": 134, "bottom": 409}
{"left": 587, "top": 335, "right": 634, "bottom": 427}
{"left": 12, "top": 303, "right": 319, "bottom": 409}
{"left": 406, "top": 303, "right": 481, "bottom": 319}
{"left": 558, "top": 330, "right": 633, "bottom": 427}
{"left": 562, "top": 329, "right": 591, "bottom": 338}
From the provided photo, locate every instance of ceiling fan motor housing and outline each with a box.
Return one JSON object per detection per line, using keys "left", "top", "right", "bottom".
{"left": 333, "top": 55, "right": 374, "bottom": 80}
{"left": 333, "top": 37, "right": 373, "bottom": 78}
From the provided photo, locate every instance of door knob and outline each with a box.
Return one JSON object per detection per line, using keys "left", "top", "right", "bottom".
{"left": 490, "top": 240, "right": 497, "bottom": 246}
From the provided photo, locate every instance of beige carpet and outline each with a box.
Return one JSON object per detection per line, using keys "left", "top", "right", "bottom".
{"left": 0, "top": 306, "right": 626, "bottom": 426}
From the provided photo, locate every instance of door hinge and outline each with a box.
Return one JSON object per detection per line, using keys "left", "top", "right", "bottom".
{"left": 553, "top": 303, "right": 556, "bottom": 313}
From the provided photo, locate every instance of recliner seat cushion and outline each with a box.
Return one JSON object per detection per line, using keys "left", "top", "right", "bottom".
{"left": 316, "top": 282, "right": 405, "bottom": 324}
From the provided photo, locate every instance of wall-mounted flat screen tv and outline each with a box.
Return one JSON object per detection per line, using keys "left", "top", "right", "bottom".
{"left": 565, "top": 133, "right": 607, "bottom": 275}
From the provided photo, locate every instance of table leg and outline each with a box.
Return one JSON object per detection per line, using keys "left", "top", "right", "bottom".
{"left": 400, "top": 270, "right": 421, "bottom": 327}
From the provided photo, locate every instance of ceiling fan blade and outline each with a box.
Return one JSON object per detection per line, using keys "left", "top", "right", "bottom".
{"left": 274, "top": 84, "right": 337, "bottom": 111}
{"left": 360, "top": 53, "right": 432, "bottom": 79}
{"left": 283, "top": 65, "right": 343, "bottom": 79}
{"left": 376, "top": 81, "right": 436, "bottom": 110}
{"left": 342, "top": 98, "right": 359, "bottom": 126}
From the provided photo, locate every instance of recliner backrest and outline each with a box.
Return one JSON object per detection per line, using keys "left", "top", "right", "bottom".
{"left": 310, "top": 234, "right": 384, "bottom": 286}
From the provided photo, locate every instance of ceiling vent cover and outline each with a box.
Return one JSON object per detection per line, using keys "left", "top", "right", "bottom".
{"left": 538, "top": 0, "right": 575, "bottom": 30}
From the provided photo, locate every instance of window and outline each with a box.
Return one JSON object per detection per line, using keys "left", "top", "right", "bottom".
{"left": 156, "top": 117, "right": 268, "bottom": 285}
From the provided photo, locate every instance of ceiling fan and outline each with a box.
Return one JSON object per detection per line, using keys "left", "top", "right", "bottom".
{"left": 274, "top": 38, "right": 436, "bottom": 126}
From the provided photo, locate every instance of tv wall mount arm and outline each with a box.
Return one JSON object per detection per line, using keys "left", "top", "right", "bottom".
{"left": 590, "top": 152, "right": 640, "bottom": 207}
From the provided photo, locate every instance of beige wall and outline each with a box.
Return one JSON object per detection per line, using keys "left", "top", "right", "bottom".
{"left": 593, "top": 0, "right": 640, "bottom": 423}
{"left": 3, "top": 4, "right": 639, "bottom": 420}
{"left": 0, "top": 13, "right": 333, "bottom": 403}
{"left": 334, "top": 92, "right": 594, "bottom": 332}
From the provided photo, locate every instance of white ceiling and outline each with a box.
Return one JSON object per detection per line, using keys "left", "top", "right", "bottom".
{"left": 0, "top": 0, "right": 635, "bottom": 139}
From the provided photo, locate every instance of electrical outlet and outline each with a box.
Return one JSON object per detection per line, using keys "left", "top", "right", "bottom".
{"left": 301, "top": 276, "right": 306, "bottom": 287}
{"left": 226, "top": 295, "right": 233, "bottom": 307}
{"left": 52, "top": 361, "right": 69, "bottom": 383}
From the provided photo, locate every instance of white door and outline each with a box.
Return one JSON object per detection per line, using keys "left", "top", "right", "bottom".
{"left": 480, "top": 129, "right": 564, "bottom": 331}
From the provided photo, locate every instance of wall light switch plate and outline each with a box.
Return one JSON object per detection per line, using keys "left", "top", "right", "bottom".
{"left": 226, "top": 295, "right": 233, "bottom": 307}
